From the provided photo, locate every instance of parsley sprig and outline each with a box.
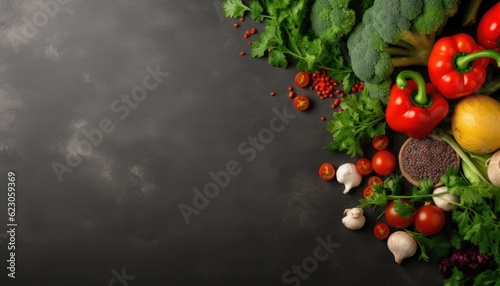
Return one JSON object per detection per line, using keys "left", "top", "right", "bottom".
{"left": 405, "top": 229, "right": 452, "bottom": 262}
{"left": 324, "top": 88, "right": 386, "bottom": 157}
{"left": 222, "top": 0, "right": 354, "bottom": 81}
{"left": 443, "top": 169, "right": 500, "bottom": 264}
{"left": 358, "top": 175, "right": 436, "bottom": 209}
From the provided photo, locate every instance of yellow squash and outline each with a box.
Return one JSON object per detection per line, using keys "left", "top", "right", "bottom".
{"left": 451, "top": 94, "right": 500, "bottom": 154}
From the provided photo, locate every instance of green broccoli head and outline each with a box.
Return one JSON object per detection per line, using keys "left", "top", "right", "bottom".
{"left": 310, "top": 0, "right": 357, "bottom": 44}
{"left": 412, "top": 0, "right": 460, "bottom": 34}
{"left": 400, "top": 0, "right": 424, "bottom": 20}
{"left": 358, "top": 0, "right": 459, "bottom": 44}
{"left": 347, "top": 22, "right": 393, "bottom": 83}
{"left": 346, "top": 0, "right": 461, "bottom": 102}
{"left": 442, "top": 0, "right": 460, "bottom": 16}
{"left": 367, "top": 0, "right": 412, "bottom": 43}
{"left": 413, "top": 0, "right": 444, "bottom": 34}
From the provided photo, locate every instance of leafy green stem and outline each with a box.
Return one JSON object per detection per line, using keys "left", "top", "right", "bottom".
{"left": 405, "top": 229, "right": 451, "bottom": 262}
{"left": 433, "top": 130, "right": 489, "bottom": 183}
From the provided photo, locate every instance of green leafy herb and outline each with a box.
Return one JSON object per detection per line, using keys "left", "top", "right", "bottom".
{"left": 473, "top": 269, "right": 500, "bottom": 286}
{"left": 442, "top": 246, "right": 500, "bottom": 286}
{"left": 360, "top": 177, "right": 432, "bottom": 217}
{"left": 361, "top": 169, "right": 500, "bottom": 259}
{"left": 410, "top": 178, "right": 434, "bottom": 202}
{"left": 433, "top": 130, "right": 490, "bottom": 184}
{"left": 358, "top": 174, "right": 401, "bottom": 208}
{"left": 249, "top": 0, "right": 264, "bottom": 22}
{"left": 406, "top": 230, "right": 451, "bottom": 262}
{"left": 444, "top": 267, "right": 468, "bottom": 286}
{"left": 221, "top": 0, "right": 354, "bottom": 80}
{"left": 393, "top": 199, "right": 416, "bottom": 218}
{"left": 324, "top": 88, "right": 386, "bottom": 157}
{"left": 439, "top": 169, "right": 500, "bottom": 266}
{"left": 361, "top": 168, "right": 500, "bottom": 273}
{"left": 222, "top": 0, "right": 249, "bottom": 18}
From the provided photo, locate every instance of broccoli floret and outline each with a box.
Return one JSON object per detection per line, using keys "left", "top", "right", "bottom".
{"left": 400, "top": 0, "right": 423, "bottom": 20}
{"left": 413, "top": 0, "right": 446, "bottom": 34}
{"left": 442, "top": 0, "right": 460, "bottom": 15}
{"left": 310, "top": 0, "right": 357, "bottom": 44}
{"left": 363, "top": 80, "right": 392, "bottom": 104}
{"left": 368, "top": 0, "right": 412, "bottom": 43}
{"left": 348, "top": 23, "right": 393, "bottom": 83}
{"left": 347, "top": 0, "right": 460, "bottom": 101}
{"left": 310, "top": 0, "right": 374, "bottom": 44}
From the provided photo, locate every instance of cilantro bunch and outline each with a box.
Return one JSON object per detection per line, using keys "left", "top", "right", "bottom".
{"left": 222, "top": 0, "right": 354, "bottom": 81}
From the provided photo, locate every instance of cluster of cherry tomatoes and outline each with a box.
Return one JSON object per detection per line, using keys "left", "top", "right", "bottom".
{"left": 384, "top": 200, "right": 446, "bottom": 237}
{"left": 318, "top": 135, "right": 395, "bottom": 181}
{"left": 318, "top": 134, "right": 446, "bottom": 240}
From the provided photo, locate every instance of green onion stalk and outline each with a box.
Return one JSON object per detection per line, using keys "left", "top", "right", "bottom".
{"left": 433, "top": 130, "right": 491, "bottom": 185}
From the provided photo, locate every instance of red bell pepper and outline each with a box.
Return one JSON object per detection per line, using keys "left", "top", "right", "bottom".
{"left": 386, "top": 71, "right": 449, "bottom": 139}
{"left": 477, "top": 2, "right": 500, "bottom": 68}
{"left": 428, "top": 33, "right": 500, "bottom": 98}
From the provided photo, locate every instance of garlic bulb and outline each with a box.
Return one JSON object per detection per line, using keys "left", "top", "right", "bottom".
{"left": 342, "top": 208, "right": 366, "bottom": 230}
{"left": 487, "top": 150, "right": 500, "bottom": 186}
{"left": 432, "top": 186, "right": 458, "bottom": 211}
{"left": 387, "top": 231, "right": 417, "bottom": 264}
{"left": 336, "top": 163, "right": 362, "bottom": 194}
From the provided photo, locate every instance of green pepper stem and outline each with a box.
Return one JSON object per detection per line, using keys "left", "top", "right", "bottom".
{"left": 455, "top": 49, "right": 500, "bottom": 70}
{"left": 396, "top": 70, "right": 428, "bottom": 106}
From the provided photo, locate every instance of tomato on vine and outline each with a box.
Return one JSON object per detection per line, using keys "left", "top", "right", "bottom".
{"left": 414, "top": 203, "right": 446, "bottom": 236}
{"left": 385, "top": 200, "right": 415, "bottom": 229}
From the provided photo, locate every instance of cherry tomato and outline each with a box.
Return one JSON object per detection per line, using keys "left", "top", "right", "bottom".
{"left": 294, "top": 71, "right": 310, "bottom": 88}
{"left": 372, "top": 150, "right": 396, "bottom": 176}
{"left": 293, "top": 95, "right": 310, "bottom": 111}
{"left": 363, "top": 186, "right": 373, "bottom": 198}
{"left": 415, "top": 204, "right": 446, "bottom": 236}
{"left": 367, "top": 176, "right": 383, "bottom": 186}
{"left": 356, "top": 158, "right": 373, "bottom": 175}
{"left": 372, "top": 135, "right": 389, "bottom": 150}
{"left": 373, "top": 223, "right": 390, "bottom": 240}
{"left": 385, "top": 200, "right": 415, "bottom": 229}
{"left": 318, "top": 162, "right": 335, "bottom": 180}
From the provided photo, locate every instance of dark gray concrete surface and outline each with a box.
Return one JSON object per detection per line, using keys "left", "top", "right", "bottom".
{"left": 0, "top": 0, "right": 484, "bottom": 285}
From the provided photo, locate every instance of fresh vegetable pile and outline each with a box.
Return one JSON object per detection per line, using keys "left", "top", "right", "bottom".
{"left": 222, "top": 0, "right": 500, "bottom": 285}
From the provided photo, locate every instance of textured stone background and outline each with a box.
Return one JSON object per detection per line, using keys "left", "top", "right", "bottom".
{"left": 0, "top": 0, "right": 481, "bottom": 285}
